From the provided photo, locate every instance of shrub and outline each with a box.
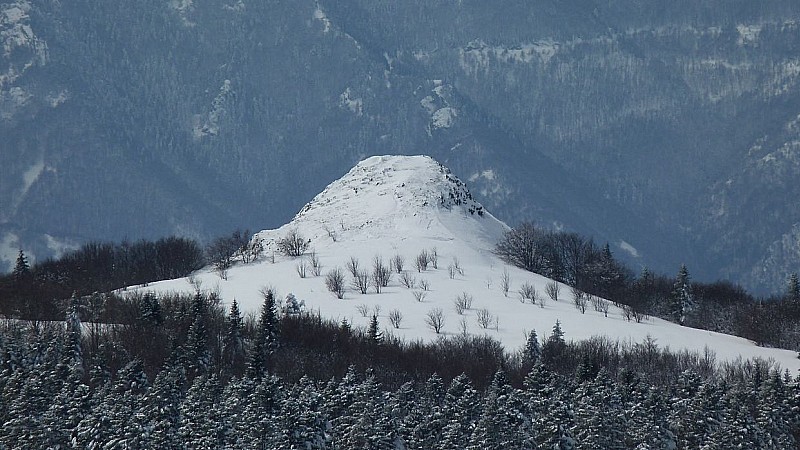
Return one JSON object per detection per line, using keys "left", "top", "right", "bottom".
{"left": 277, "top": 229, "right": 308, "bottom": 257}
{"left": 425, "top": 308, "right": 445, "bottom": 334}
{"left": 388, "top": 309, "right": 403, "bottom": 328}
{"left": 325, "top": 268, "right": 345, "bottom": 299}
{"left": 476, "top": 308, "right": 494, "bottom": 329}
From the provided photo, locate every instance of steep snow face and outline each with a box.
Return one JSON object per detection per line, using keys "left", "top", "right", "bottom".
{"left": 254, "top": 155, "right": 507, "bottom": 255}
{"left": 136, "top": 155, "right": 800, "bottom": 374}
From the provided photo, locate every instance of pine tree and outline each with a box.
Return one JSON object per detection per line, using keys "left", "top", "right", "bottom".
{"left": 573, "top": 369, "right": 626, "bottom": 449}
{"left": 185, "top": 292, "right": 210, "bottom": 378}
{"left": 670, "top": 264, "right": 693, "bottom": 325}
{"left": 222, "top": 298, "right": 245, "bottom": 378}
{"left": 12, "top": 249, "right": 30, "bottom": 283}
{"left": 542, "top": 320, "right": 567, "bottom": 369}
{"left": 523, "top": 329, "right": 541, "bottom": 365}
{"left": 144, "top": 359, "right": 186, "bottom": 449}
{"left": 439, "top": 374, "right": 481, "bottom": 450}
{"left": 367, "top": 314, "right": 383, "bottom": 345}
{"left": 276, "top": 376, "right": 327, "bottom": 449}
{"left": 248, "top": 289, "right": 279, "bottom": 378}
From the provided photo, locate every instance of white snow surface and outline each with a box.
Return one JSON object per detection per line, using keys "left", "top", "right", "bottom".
{"left": 135, "top": 155, "right": 800, "bottom": 373}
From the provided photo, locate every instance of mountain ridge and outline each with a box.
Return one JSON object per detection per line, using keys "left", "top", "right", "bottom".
{"left": 2, "top": 0, "right": 800, "bottom": 293}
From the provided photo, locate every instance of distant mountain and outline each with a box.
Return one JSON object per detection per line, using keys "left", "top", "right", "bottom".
{"left": 2, "top": 0, "right": 800, "bottom": 293}
{"left": 140, "top": 155, "right": 800, "bottom": 373}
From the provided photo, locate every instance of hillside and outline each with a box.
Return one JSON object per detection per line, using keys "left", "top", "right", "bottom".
{"left": 3, "top": 0, "right": 800, "bottom": 293}
{"left": 138, "top": 156, "right": 800, "bottom": 373}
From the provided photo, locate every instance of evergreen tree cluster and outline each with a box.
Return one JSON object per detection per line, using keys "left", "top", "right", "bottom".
{"left": 2, "top": 315, "right": 799, "bottom": 448}
{"left": 3, "top": 290, "right": 800, "bottom": 448}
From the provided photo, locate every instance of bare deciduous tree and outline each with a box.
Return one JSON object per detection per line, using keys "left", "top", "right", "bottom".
{"left": 454, "top": 292, "right": 473, "bottom": 313}
{"left": 309, "top": 251, "right": 323, "bottom": 277}
{"left": 277, "top": 229, "right": 309, "bottom": 257}
{"left": 391, "top": 254, "right": 405, "bottom": 273}
{"left": 425, "top": 307, "right": 445, "bottom": 333}
{"left": 500, "top": 268, "right": 511, "bottom": 297}
{"left": 325, "top": 268, "right": 345, "bottom": 299}
{"left": 413, "top": 290, "right": 427, "bottom": 302}
{"left": 429, "top": 248, "right": 439, "bottom": 269}
{"left": 415, "top": 250, "right": 429, "bottom": 272}
{"left": 371, "top": 256, "right": 391, "bottom": 293}
{"left": 519, "top": 282, "right": 537, "bottom": 304}
{"left": 476, "top": 308, "right": 494, "bottom": 329}
{"left": 573, "top": 289, "right": 587, "bottom": 314}
{"left": 356, "top": 303, "right": 370, "bottom": 317}
{"left": 545, "top": 281, "right": 560, "bottom": 302}
{"left": 388, "top": 309, "right": 403, "bottom": 328}
{"left": 346, "top": 256, "right": 360, "bottom": 278}
{"left": 352, "top": 270, "right": 370, "bottom": 294}
{"left": 296, "top": 260, "right": 308, "bottom": 278}
{"left": 399, "top": 271, "right": 416, "bottom": 289}
{"left": 419, "top": 279, "right": 431, "bottom": 291}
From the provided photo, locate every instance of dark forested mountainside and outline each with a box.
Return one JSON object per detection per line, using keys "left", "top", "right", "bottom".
{"left": 2, "top": 0, "right": 800, "bottom": 293}
{"left": 1, "top": 291, "right": 798, "bottom": 448}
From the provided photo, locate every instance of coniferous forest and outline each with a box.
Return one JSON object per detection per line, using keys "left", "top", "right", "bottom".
{"left": 1, "top": 288, "right": 799, "bottom": 448}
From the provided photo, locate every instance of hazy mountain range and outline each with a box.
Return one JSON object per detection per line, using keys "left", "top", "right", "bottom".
{"left": 2, "top": 0, "right": 799, "bottom": 293}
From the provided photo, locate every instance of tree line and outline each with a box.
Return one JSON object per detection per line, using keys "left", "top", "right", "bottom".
{"left": 1, "top": 289, "right": 798, "bottom": 448}
{"left": 495, "top": 222, "right": 800, "bottom": 352}
{"left": 0, "top": 230, "right": 264, "bottom": 320}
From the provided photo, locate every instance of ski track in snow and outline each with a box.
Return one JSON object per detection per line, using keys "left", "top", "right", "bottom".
{"left": 133, "top": 155, "right": 800, "bottom": 374}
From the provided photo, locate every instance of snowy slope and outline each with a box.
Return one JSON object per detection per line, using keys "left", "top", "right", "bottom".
{"left": 137, "top": 155, "right": 800, "bottom": 373}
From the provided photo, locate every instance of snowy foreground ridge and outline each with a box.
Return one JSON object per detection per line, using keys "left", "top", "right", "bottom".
{"left": 141, "top": 155, "right": 800, "bottom": 373}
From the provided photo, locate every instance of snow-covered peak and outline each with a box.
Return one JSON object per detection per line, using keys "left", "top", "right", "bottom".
{"left": 134, "top": 155, "right": 800, "bottom": 375}
{"left": 257, "top": 155, "right": 506, "bottom": 253}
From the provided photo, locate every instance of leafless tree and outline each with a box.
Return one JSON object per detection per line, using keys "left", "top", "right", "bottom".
{"left": 573, "top": 289, "right": 587, "bottom": 314}
{"left": 325, "top": 268, "right": 345, "bottom": 299}
{"left": 425, "top": 307, "right": 445, "bottom": 334}
{"left": 413, "top": 290, "right": 427, "bottom": 302}
{"left": 600, "top": 299, "right": 610, "bottom": 317}
{"left": 476, "top": 308, "right": 494, "bottom": 329}
{"left": 415, "top": 250, "right": 429, "bottom": 272}
{"left": 352, "top": 270, "right": 370, "bottom": 294}
{"left": 545, "top": 281, "right": 560, "bottom": 302}
{"left": 519, "top": 282, "right": 536, "bottom": 304}
{"left": 453, "top": 298, "right": 466, "bottom": 315}
{"left": 309, "top": 250, "right": 323, "bottom": 277}
{"left": 277, "top": 229, "right": 309, "bottom": 257}
{"left": 371, "top": 256, "right": 391, "bottom": 293}
{"left": 429, "top": 247, "right": 439, "bottom": 269}
{"left": 419, "top": 279, "right": 431, "bottom": 291}
{"left": 500, "top": 268, "right": 511, "bottom": 297}
{"left": 372, "top": 304, "right": 382, "bottom": 317}
{"left": 623, "top": 305, "right": 645, "bottom": 323}
{"left": 388, "top": 309, "right": 403, "bottom": 328}
{"left": 590, "top": 295, "right": 605, "bottom": 313}
{"left": 346, "top": 256, "right": 360, "bottom": 278}
{"left": 296, "top": 260, "right": 308, "bottom": 278}
{"left": 458, "top": 317, "right": 469, "bottom": 336}
{"left": 454, "top": 292, "right": 473, "bottom": 313}
{"left": 356, "top": 304, "right": 370, "bottom": 317}
{"left": 399, "top": 271, "right": 416, "bottom": 289}
{"left": 391, "top": 254, "right": 405, "bottom": 273}
{"left": 449, "top": 258, "right": 464, "bottom": 279}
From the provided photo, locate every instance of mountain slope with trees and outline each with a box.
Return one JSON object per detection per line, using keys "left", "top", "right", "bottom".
{"left": 2, "top": 0, "right": 800, "bottom": 293}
